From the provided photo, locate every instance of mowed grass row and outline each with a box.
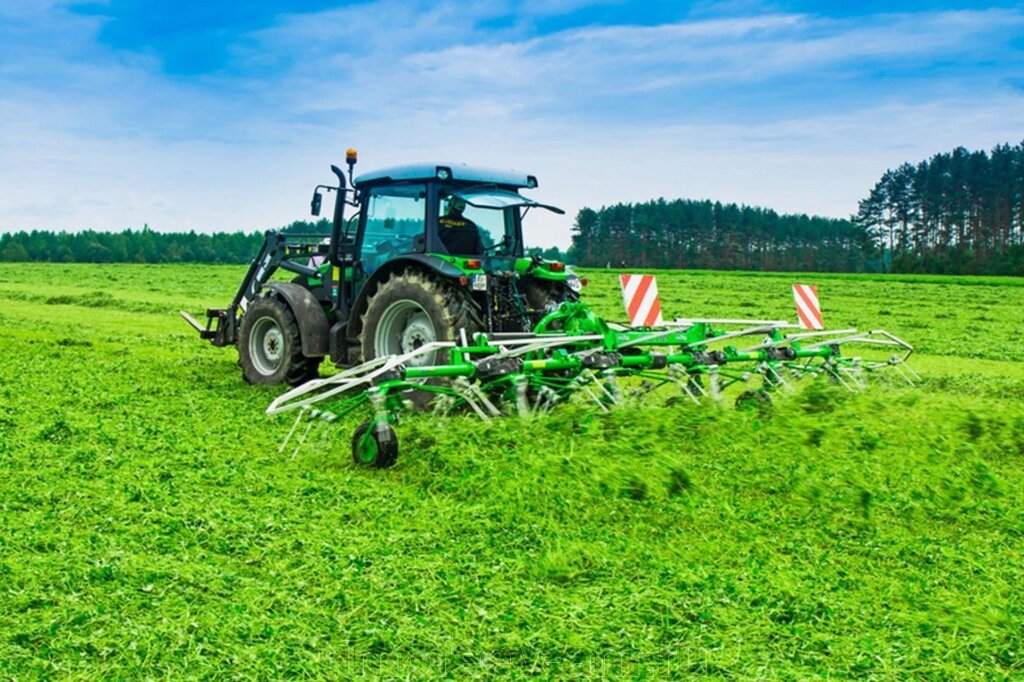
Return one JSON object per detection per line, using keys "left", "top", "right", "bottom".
{"left": 1, "top": 263, "right": 1022, "bottom": 678}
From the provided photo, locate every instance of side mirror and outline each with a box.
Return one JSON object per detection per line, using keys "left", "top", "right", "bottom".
{"left": 311, "top": 191, "right": 323, "bottom": 216}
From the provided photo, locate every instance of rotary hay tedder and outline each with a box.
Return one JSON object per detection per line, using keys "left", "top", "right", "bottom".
{"left": 268, "top": 300, "right": 916, "bottom": 468}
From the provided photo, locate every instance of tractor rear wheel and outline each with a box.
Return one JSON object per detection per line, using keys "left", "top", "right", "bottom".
{"left": 238, "top": 295, "right": 321, "bottom": 386}
{"left": 360, "top": 270, "right": 481, "bottom": 406}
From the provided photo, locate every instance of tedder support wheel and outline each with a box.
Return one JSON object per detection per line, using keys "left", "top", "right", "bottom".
{"left": 360, "top": 270, "right": 481, "bottom": 407}
{"left": 352, "top": 420, "right": 399, "bottom": 468}
{"left": 238, "top": 295, "right": 321, "bottom": 386}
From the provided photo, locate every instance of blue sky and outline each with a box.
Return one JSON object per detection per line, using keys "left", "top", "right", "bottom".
{"left": 2, "top": 1, "right": 1022, "bottom": 248}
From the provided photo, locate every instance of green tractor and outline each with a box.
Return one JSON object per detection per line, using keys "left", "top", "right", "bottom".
{"left": 182, "top": 149, "right": 581, "bottom": 386}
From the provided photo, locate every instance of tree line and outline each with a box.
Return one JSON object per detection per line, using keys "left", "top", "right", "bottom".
{"left": 853, "top": 143, "right": 1024, "bottom": 275}
{"left": 0, "top": 220, "right": 331, "bottom": 264}
{"left": 567, "top": 200, "right": 870, "bottom": 272}
{"left": 566, "top": 142, "right": 1024, "bottom": 275}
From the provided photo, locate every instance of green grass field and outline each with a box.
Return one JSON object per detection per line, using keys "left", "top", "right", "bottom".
{"left": 2, "top": 263, "right": 1023, "bottom": 679}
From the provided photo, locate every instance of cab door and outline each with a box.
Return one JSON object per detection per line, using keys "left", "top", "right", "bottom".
{"left": 353, "top": 184, "right": 428, "bottom": 290}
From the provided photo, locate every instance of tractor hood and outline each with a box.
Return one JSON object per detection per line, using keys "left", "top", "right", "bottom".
{"left": 452, "top": 188, "right": 566, "bottom": 215}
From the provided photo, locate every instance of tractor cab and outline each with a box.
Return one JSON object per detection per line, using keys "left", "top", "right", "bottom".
{"left": 350, "top": 163, "right": 564, "bottom": 270}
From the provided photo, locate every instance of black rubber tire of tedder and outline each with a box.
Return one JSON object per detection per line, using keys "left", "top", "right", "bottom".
{"left": 359, "top": 270, "right": 481, "bottom": 407}
{"left": 238, "top": 295, "right": 321, "bottom": 386}
{"left": 351, "top": 420, "right": 399, "bottom": 468}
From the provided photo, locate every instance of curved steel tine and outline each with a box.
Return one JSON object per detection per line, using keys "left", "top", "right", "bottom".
{"left": 291, "top": 420, "right": 317, "bottom": 459}
{"left": 453, "top": 378, "right": 491, "bottom": 421}
{"left": 709, "top": 366, "right": 722, "bottom": 401}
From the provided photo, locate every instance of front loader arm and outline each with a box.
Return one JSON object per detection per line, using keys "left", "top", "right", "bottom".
{"left": 181, "top": 230, "right": 325, "bottom": 347}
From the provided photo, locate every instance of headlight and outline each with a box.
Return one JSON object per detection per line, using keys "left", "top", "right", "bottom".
{"left": 566, "top": 268, "right": 582, "bottom": 293}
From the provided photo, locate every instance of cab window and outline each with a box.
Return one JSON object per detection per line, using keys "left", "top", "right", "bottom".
{"left": 360, "top": 185, "right": 426, "bottom": 272}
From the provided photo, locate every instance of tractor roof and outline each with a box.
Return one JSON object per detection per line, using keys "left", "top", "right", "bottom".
{"left": 355, "top": 163, "right": 538, "bottom": 189}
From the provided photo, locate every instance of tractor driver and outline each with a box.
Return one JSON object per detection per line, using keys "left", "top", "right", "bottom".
{"left": 438, "top": 196, "right": 484, "bottom": 256}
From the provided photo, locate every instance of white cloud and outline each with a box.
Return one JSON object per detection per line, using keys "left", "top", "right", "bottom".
{"left": 390, "top": 9, "right": 1022, "bottom": 100}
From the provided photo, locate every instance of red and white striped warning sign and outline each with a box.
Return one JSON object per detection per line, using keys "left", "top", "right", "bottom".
{"left": 792, "top": 284, "right": 824, "bottom": 330}
{"left": 620, "top": 274, "right": 664, "bottom": 327}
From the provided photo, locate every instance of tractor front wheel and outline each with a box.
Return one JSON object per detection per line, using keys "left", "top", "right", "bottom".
{"left": 238, "top": 296, "right": 320, "bottom": 386}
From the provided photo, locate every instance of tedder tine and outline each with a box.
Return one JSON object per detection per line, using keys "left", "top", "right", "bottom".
{"left": 905, "top": 365, "right": 922, "bottom": 382}
{"left": 892, "top": 363, "right": 917, "bottom": 386}
{"left": 709, "top": 366, "right": 722, "bottom": 401}
{"left": 278, "top": 407, "right": 309, "bottom": 454}
{"left": 291, "top": 419, "right": 319, "bottom": 459}
{"left": 515, "top": 377, "right": 530, "bottom": 417}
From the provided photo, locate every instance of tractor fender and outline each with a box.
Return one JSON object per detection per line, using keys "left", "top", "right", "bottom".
{"left": 348, "top": 254, "right": 465, "bottom": 335}
{"left": 264, "top": 282, "right": 329, "bottom": 357}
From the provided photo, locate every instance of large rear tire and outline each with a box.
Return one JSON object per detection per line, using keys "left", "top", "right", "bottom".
{"left": 360, "top": 270, "right": 481, "bottom": 406}
{"left": 238, "top": 296, "right": 321, "bottom": 386}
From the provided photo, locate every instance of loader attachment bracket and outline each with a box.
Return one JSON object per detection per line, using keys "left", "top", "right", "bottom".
{"left": 180, "top": 308, "right": 236, "bottom": 347}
